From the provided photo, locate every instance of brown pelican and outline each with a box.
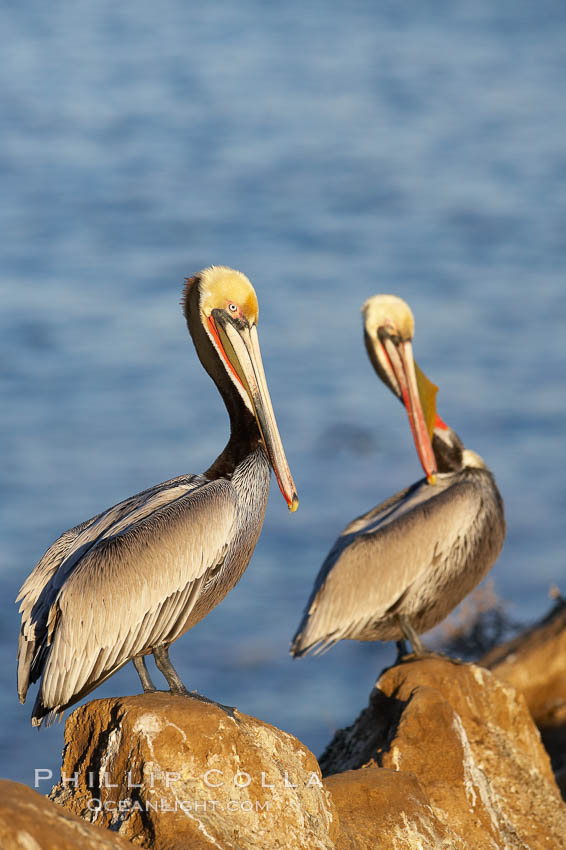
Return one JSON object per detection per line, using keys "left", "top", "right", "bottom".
{"left": 291, "top": 294, "right": 504, "bottom": 659}
{"left": 17, "top": 266, "right": 298, "bottom": 726}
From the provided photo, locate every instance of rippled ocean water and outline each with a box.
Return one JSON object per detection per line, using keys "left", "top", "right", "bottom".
{"left": 1, "top": 0, "right": 565, "bottom": 786}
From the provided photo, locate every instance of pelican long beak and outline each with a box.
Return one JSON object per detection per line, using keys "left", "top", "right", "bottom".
{"left": 381, "top": 337, "right": 437, "bottom": 484}
{"left": 211, "top": 317, "right": 299, "bottom": 511}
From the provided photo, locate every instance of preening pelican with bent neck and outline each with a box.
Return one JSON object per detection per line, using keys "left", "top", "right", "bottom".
{"left": 291, "top": 294, "right": 504, "bottom": 659}
{"left": 17, "top": 266, "right": 298, "bottom": 726}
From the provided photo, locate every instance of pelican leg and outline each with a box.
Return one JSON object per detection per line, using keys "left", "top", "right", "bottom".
{"left": 153, "top": 645, "right": 188, "bottom": 695}
{"left": 396, "top": 615, "right": 426, "bottom": 655}
{"left": 133, "top": 656, "right": 157, "bottom": 693}
{"left": 395, "top": 638, "right": 409, "bottom": 663}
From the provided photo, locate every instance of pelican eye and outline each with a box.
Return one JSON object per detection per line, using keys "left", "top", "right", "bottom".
{"left": 228, "top": 303, "right": 238, "bottom": 313}
{"left": 378, "top": 324, "right": 398, "bottom": 343}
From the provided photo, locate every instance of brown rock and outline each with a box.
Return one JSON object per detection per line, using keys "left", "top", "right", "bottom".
{"left": 320, "top": 657, "right": 566, "bottom": 849}
{"left": 0, "top": 779, "right": 134, "bottom": 850}
{"left": 324, "top": 768, "right": 464, "bottom": 850}
{"left": 483, "top": 598, "right": 566, "bottom": 725}
{"left": 483, "top": 598, "right": 566, "bottom": 788}
{"left": 50, "top": 692, "right": 338, "bottom": 850}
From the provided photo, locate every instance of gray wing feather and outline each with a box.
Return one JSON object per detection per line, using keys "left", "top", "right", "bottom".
{"left": 17, "top": 473, "right": 206, "bottom": 634}
{"left": 38, "top": 478, "right": 236, "bottom": 711}
{"left": 292, "top": 477, "right": 481, "bottom": 655}
{"left": 17, "top": 473, "right": 235, "bottom": 710}
{"left": 17, "top": 490, "right": 161, "bottom": 701}
{"left": 16, "top": 513, "right": 103, "bottom": 701}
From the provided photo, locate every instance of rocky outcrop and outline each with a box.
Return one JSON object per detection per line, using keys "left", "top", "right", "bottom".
{"left": 483, "top": 597, "right": 566, "bottom": 721}
{"left": 13, "top": 606, "right": 564, "bottom": 849}
{"left": 49, "top": 692, "right": 338, "bottom": 850}
{"left": 483, "top": 597, "right": 566, "bottom": 793}
{"left": 324, "top": 768, "right": 464, "bottom": 850}
{"left": 0, "top": 779, "right": 134, "bottom": 850}
{"left": 320, "top": 656, "right": 566, "bottom": 849}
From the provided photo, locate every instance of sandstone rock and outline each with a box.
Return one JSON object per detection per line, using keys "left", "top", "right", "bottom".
{"left": 0, "top": 779, "right": 133, "bottom": 850}
{"left": 50, "top": 692, "right": 338, "bottom": 850}
{"left": 482, "top": 598, "right": 566, "bottom": 723}
{"left": 320, "top": 657, "right": 566, "bottom": 849}
{"left": 324, "top": 768, "right": 464, "bottom": 850}
{"left": 483, "top": 598, "right": 566, "bottom": 789}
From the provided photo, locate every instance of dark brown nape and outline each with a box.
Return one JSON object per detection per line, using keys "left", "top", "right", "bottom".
{"left": 181, "top": 275, "right": 261, "bottom": 481}
{"left": 182, "top": 275, "right": 200, "bottom": 322}
{"left": 432, "top": 425, "right": 465, "bottom": 473}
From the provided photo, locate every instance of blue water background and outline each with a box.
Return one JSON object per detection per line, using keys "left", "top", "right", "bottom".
{"left": 1, "top": 0, "right": 565, "bottom": 786}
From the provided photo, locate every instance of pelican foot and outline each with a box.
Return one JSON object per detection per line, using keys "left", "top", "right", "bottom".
{"left": 407, "top": 647, "right": 464, "bottom": 665}
{"left": 428, "top": 649, "right": 465, "bottom": 665}
{"left": 194, "top": 691, "right": 236, "bottom": 713}
{"left": 184, "top": 690, "right": 237, "bottom": 717}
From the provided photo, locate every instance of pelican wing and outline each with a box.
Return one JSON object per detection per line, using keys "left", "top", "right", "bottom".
{"left": 16, "top": 512, "right": 104, "bottom": 702}
{"left": 291, "top": 475, "right": 480, "bottom": 655}
{"left": 17, "top": 473, "right": 207, "bottom": 700}
{"left": 18, "top": 474, "right": 237, "bottom": 712}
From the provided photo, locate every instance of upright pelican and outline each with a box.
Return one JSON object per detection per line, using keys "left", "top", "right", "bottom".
{"left": 291, "top": 295, "right": 504, "bottom": 659}
{"left": 18, "top": 266, "right": 298, "bottom": 726}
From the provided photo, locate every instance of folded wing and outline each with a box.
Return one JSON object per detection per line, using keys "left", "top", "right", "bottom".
{"left": 17, "top": 474, "right": 237, "bottom": 717}
{"left": 291, "top": 477, "right": 480, "bottom": 656}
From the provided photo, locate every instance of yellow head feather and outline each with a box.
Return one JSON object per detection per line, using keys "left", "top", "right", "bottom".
{"left": 362, "top": 294, "right": 415, "bottom": 341}
{"left": 199, "top": 266, "right": 259, "bottom": 324}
